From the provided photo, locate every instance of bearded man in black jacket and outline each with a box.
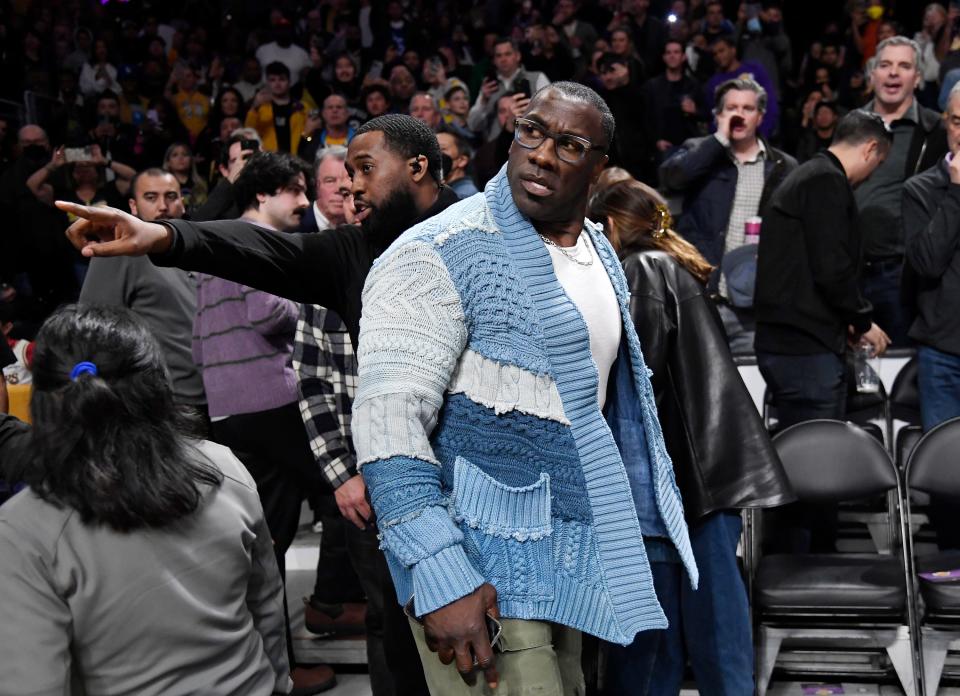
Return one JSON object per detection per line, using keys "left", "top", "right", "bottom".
{"left": 59, "top": 114, "right": 453, "bottom": 696}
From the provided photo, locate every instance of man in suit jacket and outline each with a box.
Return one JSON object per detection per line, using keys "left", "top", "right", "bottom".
{"left": 299, "top": 146, "right": 351, "bottom": 234}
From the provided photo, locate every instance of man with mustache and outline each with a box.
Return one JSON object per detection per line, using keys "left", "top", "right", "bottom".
{"left": 354, "top": 81, "right": 695, "bottom": 693}
{"left": 190, "top": 150, "right": 337, "bottom": 694}
{"left": 60, "top": 114, "right": 457, "bottom": 696}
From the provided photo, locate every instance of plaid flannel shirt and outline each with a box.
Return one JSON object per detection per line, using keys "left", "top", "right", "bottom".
{"left": 293, "top": 303, "right": 358, "bottom": 489}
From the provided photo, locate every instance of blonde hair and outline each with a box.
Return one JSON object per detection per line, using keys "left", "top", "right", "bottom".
{"left": 588, "top": 176, "right": 714, "bottom": 285}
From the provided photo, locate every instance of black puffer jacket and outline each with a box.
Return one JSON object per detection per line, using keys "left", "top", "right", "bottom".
{"left": 623, "top": 249, "right": 794, "bottom": 520}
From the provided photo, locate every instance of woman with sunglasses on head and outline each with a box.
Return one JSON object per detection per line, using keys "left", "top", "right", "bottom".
{"left": 0, "top": 304, "right": 292, "bottom": 695}
{"left": 588, "top": 174, "right": 793, "bottom": 696}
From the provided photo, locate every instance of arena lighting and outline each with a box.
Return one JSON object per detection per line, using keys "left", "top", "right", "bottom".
{"left": 667, "top": 13, "right": 678, "bottom": 23}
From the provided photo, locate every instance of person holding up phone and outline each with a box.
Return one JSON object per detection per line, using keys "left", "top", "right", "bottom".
{"left": 467, "top": 37, "right": 550, "bottom": 142}
{"left": 26, "top": 144, "right": 133, "bottom": 210}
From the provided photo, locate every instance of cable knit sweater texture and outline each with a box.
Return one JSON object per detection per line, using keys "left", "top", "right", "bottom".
{"left": 355, "top": 167, "right": 697, "bottom": 646}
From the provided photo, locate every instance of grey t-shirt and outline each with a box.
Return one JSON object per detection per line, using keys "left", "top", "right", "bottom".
{"left": 0, "top": 440, "right": 292, "bottom": 695}
{"left": 80, "top": 255, "right": 206, "bottom": 405}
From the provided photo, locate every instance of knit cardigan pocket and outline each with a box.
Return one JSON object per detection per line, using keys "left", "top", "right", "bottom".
{"left": 451, "top": 455, "right": 555, "bottom": 601}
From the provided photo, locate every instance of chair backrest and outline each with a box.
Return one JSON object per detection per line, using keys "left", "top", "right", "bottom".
{"left": 896, "top": 425, "right": 922, "bottom": 471}
{"left": 905, "top": 417, "right": 960, "bottom": 499}
{"left": 772, "top": 420, "right": 897, "bottom": 502}
{"left": 890, "top": 356, "right": 919, "bottom": 410}
{"left": 844, "top": 372, "right": 888, "bottom": 422}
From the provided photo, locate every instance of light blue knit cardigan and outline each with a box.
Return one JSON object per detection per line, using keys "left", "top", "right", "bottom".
{"left": 355, "top": 166, "right": 697, "bottom": 645}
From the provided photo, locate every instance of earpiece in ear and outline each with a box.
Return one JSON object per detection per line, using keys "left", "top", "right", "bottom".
{"left": 411, "top": 162, "right": 422, "bottom": 173}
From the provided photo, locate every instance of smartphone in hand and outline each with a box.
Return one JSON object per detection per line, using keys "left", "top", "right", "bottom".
{"left": 513, "top": 78, "right": 531, "bottom": 99}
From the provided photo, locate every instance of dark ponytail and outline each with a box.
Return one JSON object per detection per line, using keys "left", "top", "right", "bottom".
{"left": 25, "top": 305, "right": 222, "bottom": 531}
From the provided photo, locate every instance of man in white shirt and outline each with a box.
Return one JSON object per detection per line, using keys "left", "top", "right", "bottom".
{"left": 467, "top": 37, "right": 549, "bottom": 142}
{"left": 255, "top": 16, "right": 311, "bottom": 87}
{"left": 300, "top": 147, "right": 350, "bottom": 234}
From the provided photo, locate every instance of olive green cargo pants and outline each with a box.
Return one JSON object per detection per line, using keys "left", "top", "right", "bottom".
{"left": 409, "top": 617, "right": 586, "bottom": 696}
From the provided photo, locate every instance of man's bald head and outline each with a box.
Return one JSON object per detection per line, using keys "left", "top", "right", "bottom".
{"left": 18, "top": 125, "right": 49, "bottom": 148}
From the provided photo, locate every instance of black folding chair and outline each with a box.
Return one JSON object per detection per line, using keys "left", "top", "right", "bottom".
{"left": 754, "top": 420, "right": 921, "bottom": 695}
{"left": 903, "top": 417, "right": 960, "bottom": 695}
{"left": 890, "top": 356, "right": 921, "bottom": 428}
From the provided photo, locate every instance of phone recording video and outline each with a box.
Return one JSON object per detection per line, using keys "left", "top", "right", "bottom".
{"left": 64, "top": 146, "right": 94, "bottom": 163}
{"left": 513, "top": 78, "right": 531, "bottom": 99}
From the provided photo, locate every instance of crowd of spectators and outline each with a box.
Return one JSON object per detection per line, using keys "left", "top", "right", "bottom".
{"left": 3, "top": 1, "right": 960, "bottom": 694}
{"left": 0, "top": 0, "right": 953, "bottom": 326}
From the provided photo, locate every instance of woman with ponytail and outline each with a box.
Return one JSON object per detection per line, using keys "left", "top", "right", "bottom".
{"left": 588, "top": 175, "right": 794, "bottom": 695}
{"left": 0, "top": 304, "right": 293, "bottom": 695}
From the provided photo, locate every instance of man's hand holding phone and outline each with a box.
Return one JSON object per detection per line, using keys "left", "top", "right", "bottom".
{"left": 481, "top": 77, "right": 500, "bottom": 102}
{"left": 418, "top": 583, "right": 502, "bottom": 689}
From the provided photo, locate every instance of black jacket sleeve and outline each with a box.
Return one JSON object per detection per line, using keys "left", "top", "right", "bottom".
{"left": 190, "top": 178, "right": 239, "bottom": 223}
{"left": 152, "top": 218, "right": 352, "bottom": 314}
{"left": 801, "top": 173, "right": 872, "bottom": 333}
{"left": 0, "top": 413, "right": 30, "bottom": 482}
{"left": 904, "top": 179, "right": 960, "bottom": 280}
{"left": 658, "top": 135, "right": 727, "bottom": 192}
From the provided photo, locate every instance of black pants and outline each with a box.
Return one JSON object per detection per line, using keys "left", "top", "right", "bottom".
{"left": 312, "top": 495, "right": 411, "bottom": 696}
{"left": 313, "top": 495, "right": 365, "bottom": 603}
{"left": 757, "top": 351, "right": 846, "bottom": 552}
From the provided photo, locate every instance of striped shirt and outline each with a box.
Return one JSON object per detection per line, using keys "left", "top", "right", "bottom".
{"left": 193, "top": 274, "right": 300, "bottom": 418}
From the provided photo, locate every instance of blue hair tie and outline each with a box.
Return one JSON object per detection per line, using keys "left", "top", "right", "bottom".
{"left": 70, "top": 361, "right": 98, "bottom": 380}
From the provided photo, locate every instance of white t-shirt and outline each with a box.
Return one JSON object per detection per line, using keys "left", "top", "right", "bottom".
{"left": 255, "top": 42, "right": 311, "bottom": 85}
{"left": 543, "top": 231, "right": 622, "bottom": 409}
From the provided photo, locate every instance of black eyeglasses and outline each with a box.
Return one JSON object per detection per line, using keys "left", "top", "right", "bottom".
{"left": 513, "top": 117, "right": 607, "bottom": 163}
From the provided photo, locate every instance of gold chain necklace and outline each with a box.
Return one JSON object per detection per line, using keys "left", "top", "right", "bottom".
{"left": 539, "top": 233, "right": 594, "bottom": 267}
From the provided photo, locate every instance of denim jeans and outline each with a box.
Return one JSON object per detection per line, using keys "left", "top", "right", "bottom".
{"left": 756, "top": 351, "right": 846, "bottom": 430}
{"left": 861, "top": 259, "right": 911, "bottom": 347}
{"left": 917, "top": 345, "right": 960, "bottom": 432}
{"left": 917, "top": 345, "right": 960, "bottom": 550}
{"left": 604, "top": 512, "right": 753, "bottom": 696}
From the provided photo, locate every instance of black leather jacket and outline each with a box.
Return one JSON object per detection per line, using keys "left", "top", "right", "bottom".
{"left": 623, "top": 250, "right": 794, "bottom": 521}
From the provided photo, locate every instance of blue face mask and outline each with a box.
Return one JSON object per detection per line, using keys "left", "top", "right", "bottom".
{"left": 747, "top": 17, "right": 762, "bottom": 33}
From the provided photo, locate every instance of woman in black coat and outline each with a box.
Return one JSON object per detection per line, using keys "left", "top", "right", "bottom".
{"left": 588, "top": 174, "right": 794, "bottom": 696}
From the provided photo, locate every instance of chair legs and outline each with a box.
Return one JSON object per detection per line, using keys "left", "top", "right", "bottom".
{"left": 919, "top": 629, "right": 958, "bottom": 696}
{"left": 755, "top": 626, "right": 920, "bottom": 696}
{"left": 886, "top": 625, "right": 919, "bottom": 696}
{"left": 755, "top": 627, "right": 782, "bottom": 696}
